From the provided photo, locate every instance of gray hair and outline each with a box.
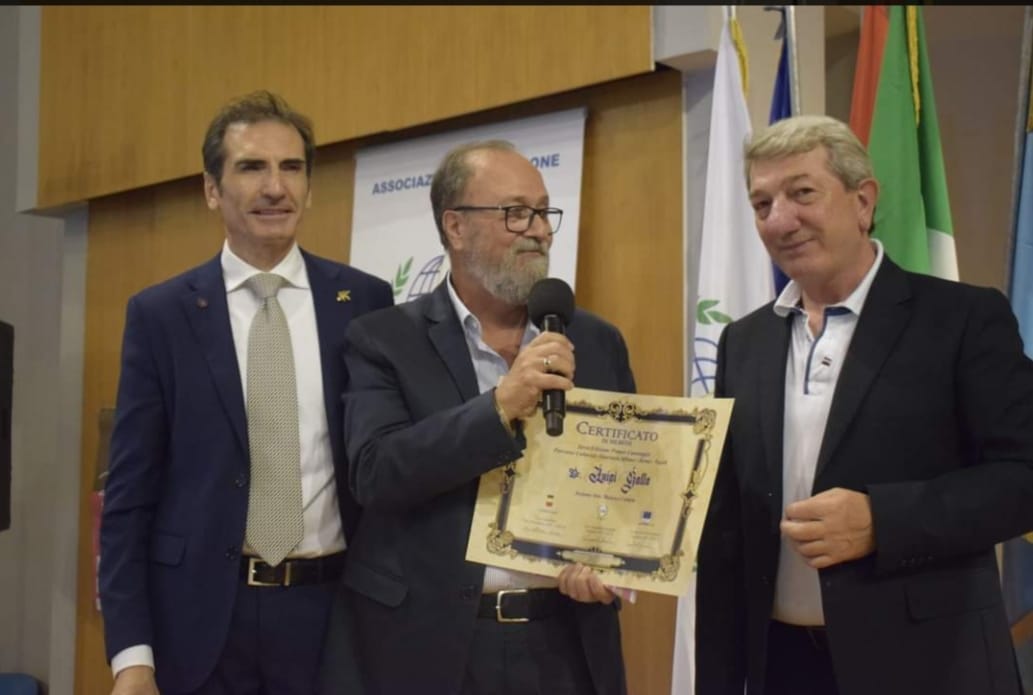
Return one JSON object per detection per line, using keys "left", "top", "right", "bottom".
{"left": 744, "top": 114, "right": 874, "bottom": 190}
{"left": 430, "top": 139, "right": 517, "bottom": 248}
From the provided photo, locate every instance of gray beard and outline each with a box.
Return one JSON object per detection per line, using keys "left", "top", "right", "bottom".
{"left": 464, "top": 238, "right": 549, "bottom": 305}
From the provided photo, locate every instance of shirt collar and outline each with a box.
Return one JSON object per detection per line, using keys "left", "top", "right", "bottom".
{"left": 221, "top": 241, "right": 308, "bottom": 293}
{"left": 773, "top": 238, "right": 884, "bottom": 317}
{"left": 445, "top": 273, "right": 539, "bottom": 342}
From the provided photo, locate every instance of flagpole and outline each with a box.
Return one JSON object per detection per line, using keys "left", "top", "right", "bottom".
{"left": 1006, "top": 6, "right": 1033, "bottom": 294}
{"left": 785, "top": 5, "right": 802, "bottom": 115}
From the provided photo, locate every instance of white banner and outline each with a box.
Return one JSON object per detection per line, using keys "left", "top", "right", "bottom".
{"left": 350, "top": 108, "right": 587, "bottom": 302}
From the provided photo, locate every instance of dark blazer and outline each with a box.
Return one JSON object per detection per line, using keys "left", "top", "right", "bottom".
{"left": 340, "top": 281, "right": 635, "bottom": 695}
{"left": 99, "top": 250, "right": 393, "bottom": 694}
{"left": 696, "top": 256, "right": 1033, "bottom": 695}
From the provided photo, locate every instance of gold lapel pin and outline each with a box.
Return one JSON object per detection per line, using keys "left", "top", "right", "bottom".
{"left": 336, "top": 290, "right": 351, "bottom": 303}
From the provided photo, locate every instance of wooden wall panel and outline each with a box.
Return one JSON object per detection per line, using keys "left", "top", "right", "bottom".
{"left": 74, "top": 70, "right": 683, "bottom": 694}
{"left": 577, "top": 73, "right": 684, "bottom": 695}
{"left": 39, "top": 6, "right": 653, "bottom": 209}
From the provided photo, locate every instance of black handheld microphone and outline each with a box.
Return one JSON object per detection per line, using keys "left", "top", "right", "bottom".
{"left": 527, "top": 278, "right": 575, "bottom": 436}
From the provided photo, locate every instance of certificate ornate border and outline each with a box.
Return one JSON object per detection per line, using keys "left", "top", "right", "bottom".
{"left": 484, "top": 398, "right": 717, "bottom": 584}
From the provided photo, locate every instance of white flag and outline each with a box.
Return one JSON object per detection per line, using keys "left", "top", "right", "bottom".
{"left": 673, "top": 15, "right": 773, "bottom": 695}
{"left": 688, "top": 18, "right": 773, "bottom": 398}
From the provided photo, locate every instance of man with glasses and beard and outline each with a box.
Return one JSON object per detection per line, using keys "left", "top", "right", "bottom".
{"left": 337, "top": 141, "right": 635, "bottom": 694}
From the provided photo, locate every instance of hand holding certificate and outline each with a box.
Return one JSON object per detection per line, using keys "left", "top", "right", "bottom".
{"left": 466, "top": 386, "right": 733, "bottom": 597}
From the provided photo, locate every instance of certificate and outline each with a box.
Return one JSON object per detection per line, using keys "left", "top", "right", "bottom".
{"left": 465, "top": 387, "right": 733, "bottom": 597}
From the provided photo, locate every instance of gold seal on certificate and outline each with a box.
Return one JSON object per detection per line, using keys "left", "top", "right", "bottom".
{"left": 466, "top": 386, "right": 733, "bottom": 597}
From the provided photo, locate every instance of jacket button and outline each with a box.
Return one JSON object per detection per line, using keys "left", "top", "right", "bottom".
{"left": 226, "top": 547, "right": 239, "bottom": 560}
{"left": 234, "top": 473, "right": 247, "bottom": 488}
{"left": 460, "top": 585, "right": 477, "bottom": 601}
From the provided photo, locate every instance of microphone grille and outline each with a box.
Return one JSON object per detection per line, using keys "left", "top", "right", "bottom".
{"left": 528, "top": 278, "right": 575, "bottom": 328}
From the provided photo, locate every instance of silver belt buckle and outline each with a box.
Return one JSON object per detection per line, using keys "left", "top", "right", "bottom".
{"left": 247, "top": 557, "right": 291, "bottom": 587}
{"left": 495, "top": 588, "right": 530, "bottom": 623}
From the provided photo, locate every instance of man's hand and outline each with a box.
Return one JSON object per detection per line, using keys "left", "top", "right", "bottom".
{"left": 557, "top": 563, "right": 616, "bottom": 604}
{"left": 495, "top": 332, "right": 574, "bottom": 420}
{"left": 780, "top": 487, "right": 876, "bottom": 569}
{"left": 111, "top": 665, "right": 159, "bottom": 695}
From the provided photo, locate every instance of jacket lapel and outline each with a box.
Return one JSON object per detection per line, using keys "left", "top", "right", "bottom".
{"left": 181, "top": 255, "right": 248, "bottom": 454}
{"left": 425, "top": 282, "right": 480, "bottom": 401}
{"left": 815, "top": 258, "right": 912, "bottom": 480}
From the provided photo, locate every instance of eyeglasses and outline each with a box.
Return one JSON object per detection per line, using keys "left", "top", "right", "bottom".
{"left": 449, "top": 204, "right": 563, "bottom": 234}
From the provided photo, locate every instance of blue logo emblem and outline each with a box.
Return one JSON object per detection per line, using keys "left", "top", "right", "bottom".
{"left": 408, "top": 255, "right": 445, "bottom": 300}
{"left": 691, "top": 336, "right": 719, "bottom": 394}
{"left": 392, "top": 255, "right": 446, "bottom": 302}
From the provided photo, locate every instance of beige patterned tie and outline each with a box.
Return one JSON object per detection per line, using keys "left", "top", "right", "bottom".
{"left": 244, "top": 273, "right": 303, "bottom": 566}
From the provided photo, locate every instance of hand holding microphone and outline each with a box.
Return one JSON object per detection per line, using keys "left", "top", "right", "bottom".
{"left": 494, "top": 279, "right": 576, "bottom": 436}
{"left": 529, "top": 278, "right": 575, "bottom": 436}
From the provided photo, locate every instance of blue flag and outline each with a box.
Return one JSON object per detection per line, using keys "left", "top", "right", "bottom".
{"left": 769, "top": 12, "right": 792, "bottom": 295}
{"left": 769, "top": 25, "right": 792, "bottom": 124}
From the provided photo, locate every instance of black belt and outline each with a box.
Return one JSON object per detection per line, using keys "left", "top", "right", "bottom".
{"left": 770, "top": 620, "right": 829, "bottom": 650}
{"left": 477, "top": 588, "right": 568, "bottom": 623}
{"left": 240, "top": 553, "right": 346, "bottom": 587}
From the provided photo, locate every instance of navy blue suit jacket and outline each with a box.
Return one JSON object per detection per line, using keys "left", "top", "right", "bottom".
{"left": 340, "top": 281, "right": 635, "bottom": 695}
{"left": 99, "top": 250, "right": 393, "bottom": 693}
{"left": 696, "top": 257, "right": 1033, "bottom": 695}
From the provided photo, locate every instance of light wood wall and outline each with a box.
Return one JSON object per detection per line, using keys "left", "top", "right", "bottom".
{"left": 38, "top": 6, "right": 653, "bottom": 209}
{"left": 71, "top": 65, "right": 686, "bottom": 693}
{"left": 923, "top": 5, "right": 1026, "bottom": 290}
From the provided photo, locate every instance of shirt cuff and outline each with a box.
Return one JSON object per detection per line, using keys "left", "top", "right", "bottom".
{"left": 111, "top": 644, "right": 154, "bottom": 678}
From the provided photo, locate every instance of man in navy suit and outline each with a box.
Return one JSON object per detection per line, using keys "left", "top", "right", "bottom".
{"left": 339, "top": 141, "right": 633, "bottom": 694}
{"left": 696, "top": 114, "right": 1033, "bottom": 695}
{"left": 99, "top": 91, "right": 393, "bottom": 695}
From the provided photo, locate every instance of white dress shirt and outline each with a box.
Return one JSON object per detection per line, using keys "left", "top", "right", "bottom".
{"left": 112, "top": 241, "right": 344, "bottom": 676}
{"left": 771, "top": 240, "right": 884, "bottom": 626}
{"left": 445, "top": 277, "right": 560, "bottom": 593}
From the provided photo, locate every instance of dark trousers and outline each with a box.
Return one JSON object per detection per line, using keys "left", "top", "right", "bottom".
{"left": 189, "top": 580, "right": 336, "bottom": 695}
{"left": 764, "top": 620, "right": 840, "bottom": 695}
{"left": 460, "top": 607, "right": 595, "bottom": 695}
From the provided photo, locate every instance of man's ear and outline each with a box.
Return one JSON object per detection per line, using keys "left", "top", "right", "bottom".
{"left": 203, "top": 173, "right": 220, "bottom": 211}
{"left": 442, "top": 209, "right": 464, "bottom": 250}
{"left": 856, "top": 178, "right": 879, "bottom": 234}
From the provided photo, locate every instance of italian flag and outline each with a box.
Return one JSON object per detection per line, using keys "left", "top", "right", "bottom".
{"left": 849, "top": 6, "right": 958, "bottom": 280}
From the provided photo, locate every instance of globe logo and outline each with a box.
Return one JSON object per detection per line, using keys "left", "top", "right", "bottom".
{"left": 690, "top": 336, "right": 719, "bottom": 395}
{"left": 406, "top": 255, "right": 446, "bottom": 301}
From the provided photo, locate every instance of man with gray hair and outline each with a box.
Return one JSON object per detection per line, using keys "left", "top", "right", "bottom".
{"left": 696, "top": 114, "right": 1033, "bottom": 695}
{"left": 338, "top": 140, "right": 634, "bottom": 694}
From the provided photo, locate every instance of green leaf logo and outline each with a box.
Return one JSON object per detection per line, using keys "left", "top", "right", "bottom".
{"left": 697, "top": 298, "right": 732, "bottom": 325}
{"left": 393, "top": 257, "right": 413, "bottom": 298}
